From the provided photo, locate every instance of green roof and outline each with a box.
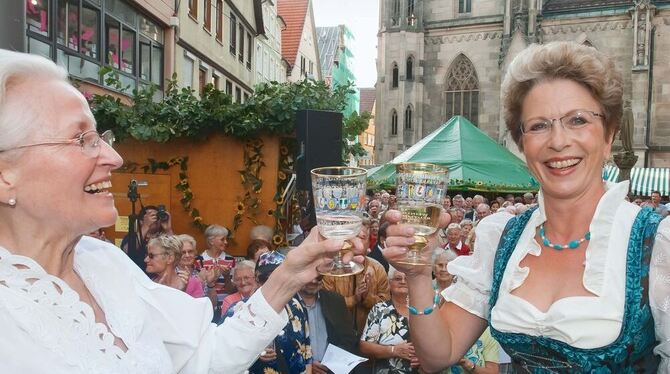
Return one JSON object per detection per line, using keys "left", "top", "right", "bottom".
{"left": 368, "top": 116, "right": 539, "bottom": 193}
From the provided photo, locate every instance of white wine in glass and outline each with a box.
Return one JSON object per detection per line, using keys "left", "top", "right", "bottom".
{"left": 311, "top": 166, "right": 367, "bottom": 277}
{"left": 395, "top": 163, "right": 448, "bottom": 266}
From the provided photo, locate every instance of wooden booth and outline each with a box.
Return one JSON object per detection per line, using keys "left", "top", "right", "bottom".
{"left": 107, "top": 134, "right": 283, "bottom": 256}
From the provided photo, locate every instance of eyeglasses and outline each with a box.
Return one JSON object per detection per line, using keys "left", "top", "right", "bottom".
{"left": 234, "top": 276, "right": 255, "bottom": 283}
{"left": 146, "top": 251, "right": 167, "bottom": 260}
{"left": 520, "top": 109, "right": 605, "bottom": 136}
{"left": 391, "top": 276, "right": 407, "bottom": 282}
{"left": 6, "top": 130, "right": 115, "bottom": 158}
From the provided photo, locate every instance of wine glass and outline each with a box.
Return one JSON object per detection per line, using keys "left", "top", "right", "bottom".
{"left": 395, "top": 162, "right": 448, "bottom": 266}
{"left": 311, "top": 166, "right": 367, "bottom": 277}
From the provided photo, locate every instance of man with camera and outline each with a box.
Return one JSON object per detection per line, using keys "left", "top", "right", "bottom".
{"left": 121, "top": 204, "right": 173, "bottom": 273}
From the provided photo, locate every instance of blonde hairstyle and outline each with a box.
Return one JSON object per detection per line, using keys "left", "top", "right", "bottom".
{"left": 502, "top": 41, "right": 623, "bottom": 150}
{"left": 148, "top": 235, "right": 183, "bottom": 263}
{"left": 177, "top": 234, "right": 197, "bottom": 251}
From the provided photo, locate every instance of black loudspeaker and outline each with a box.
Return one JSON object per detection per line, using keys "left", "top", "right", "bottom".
{"left": 295, "top": 110, "right": 343, "bottom": 191}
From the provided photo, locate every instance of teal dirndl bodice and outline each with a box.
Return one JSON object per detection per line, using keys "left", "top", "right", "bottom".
{"left": 488, "top": 207, "right": 663, "bottom": 373}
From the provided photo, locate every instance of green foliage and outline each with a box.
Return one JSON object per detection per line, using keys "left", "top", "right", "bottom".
{"left": 342, "top": 111, "right": 372, "bottom": 160}
{"left": 90, "top": 75, "right": 369, "bottom": 159}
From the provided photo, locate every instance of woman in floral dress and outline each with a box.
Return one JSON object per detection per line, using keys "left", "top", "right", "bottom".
{"left": 360, "top": 268, "right": 419, "bottom": 373}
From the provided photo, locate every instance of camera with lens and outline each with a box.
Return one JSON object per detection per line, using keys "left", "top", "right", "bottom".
{"left": 156, "top": 205, "right": 169, "bottom": 222}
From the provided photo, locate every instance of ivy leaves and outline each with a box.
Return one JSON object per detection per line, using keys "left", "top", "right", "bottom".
{"left": 91, "top": 74, "right": 367, "bottom": 161}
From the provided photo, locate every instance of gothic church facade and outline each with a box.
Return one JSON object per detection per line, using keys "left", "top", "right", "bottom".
{"left": 374, "top": 0, "right": 670, "bottom": 167}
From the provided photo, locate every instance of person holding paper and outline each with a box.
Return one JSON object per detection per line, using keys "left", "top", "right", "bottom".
{"left": 298, "top": 275, "right": 364, "bottom": 374}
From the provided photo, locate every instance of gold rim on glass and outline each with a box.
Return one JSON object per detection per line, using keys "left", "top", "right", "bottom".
{"left": 311, "top": 166, "right": 367, "bottom": 178}
{"left": 395, "top": 162, "right": 448, "bottom": 174}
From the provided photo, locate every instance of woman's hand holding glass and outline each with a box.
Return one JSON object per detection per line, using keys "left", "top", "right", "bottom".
{"left": 394, "top": 163, "right": 449, "bottom": 266}
{"left": 382, "top": 209, "right": 451, "bottom": 276}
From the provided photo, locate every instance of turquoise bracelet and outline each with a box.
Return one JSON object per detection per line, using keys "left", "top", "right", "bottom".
{"left": 408, "top": 291, "right": 441, "bottom": 315}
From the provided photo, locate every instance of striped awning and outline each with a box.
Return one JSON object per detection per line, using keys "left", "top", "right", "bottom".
{"left": 603, "top": 165, "right": 670, "bottom": 196}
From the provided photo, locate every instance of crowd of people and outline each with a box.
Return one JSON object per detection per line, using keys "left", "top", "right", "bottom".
{"left": 101, "top": 182, "right": 663, "bottom": 373}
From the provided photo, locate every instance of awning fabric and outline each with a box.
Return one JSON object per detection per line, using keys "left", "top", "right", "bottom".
{"left": 367, "top": 116, "right": 538, "bottom": 193}
{"left": 603, "top": 165, "right": 670, "bottom": 196}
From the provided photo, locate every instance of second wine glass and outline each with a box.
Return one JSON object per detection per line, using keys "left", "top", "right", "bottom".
{"left": 394, "top": 162, "right": 448, "bottom": 266}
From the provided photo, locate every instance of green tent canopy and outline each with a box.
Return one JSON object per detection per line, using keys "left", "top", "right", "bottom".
{"left": 368, "top": 116, "right": 539, "bottom": 193}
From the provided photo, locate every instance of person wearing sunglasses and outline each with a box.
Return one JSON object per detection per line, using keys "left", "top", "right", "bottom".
{"left": 145, "top": 235, "right": 190, "bottom": 292}
{"left": 384, "top": 41, "right": 670, "bottom": 372}
{"left": 0, "top": 49, "right": 365, "bottom": 373}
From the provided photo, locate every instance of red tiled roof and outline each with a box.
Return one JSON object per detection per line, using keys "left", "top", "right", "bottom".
{"left": 359, "top": 88, "right": 376, "bottom": 113}
{"left": 277, "top": 0, "right": 309, "bottom": 68}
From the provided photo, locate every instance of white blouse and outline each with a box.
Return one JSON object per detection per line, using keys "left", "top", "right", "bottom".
{"left": 0, "top": 236, "right": 287, "bottom": 373}
{"left": 443, "top": 181, "right": 670, "bottom": 370}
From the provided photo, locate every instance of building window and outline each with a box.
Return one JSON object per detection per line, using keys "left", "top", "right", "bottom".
{"left": 406, "top": 56, "right": 413, "bottom": 81}
{"left": 458, "top": 0, "right": 471, "bottom": 14}
{"left": 225, "top": 80, "right": 233, "bottom": 95}
{"left": 189, "top": 0, "right": 197, "bottom": 19}
{"left": 391, "top": 110, "right": 398, "bottom": 135}
{"left": 27, "top": 0, "right": 165, "bottom": 90}
{"left": 105, "top": 15, "right": 136, "bottom": 75}
{"left": 246, "top": 32, "right": 252, "bottom": 69}
{"left": 198, "top": 67, "right": 207, "bottom": 95}
{"left": 391, "top": 0, "right": 400, "bottom": 26}
{"left": 239, "top": 23, "right": 244, "bottom": 62}
{"left": 58, "top": 0, "right": 80, "bottom": 51}
{"left": 309, "top": 61, "right": 313, "bottom": 76}
{"left": 445, "top": 54, "right": 479, "bottom": 124}
{"left": 183, "top": 55, "right": 194, "bottom": 88}
{"left": 212, "top": 73, "right": 220, "bottom": 89}
{"left": 243, "top": 92, "right": 249, "bottom": 102}
{"left": 235, "top": 87, "right": 242, "bottom": 103}
{"left": 26, "top": 0, "right": 50, "bottom": 37}
{"left": 300, "top": 56, "right": 306, "bottom": 77}
{"left": 216, "top": 0, "right": 223, "bottom": 41}
{"left": 404, "top": 106, "right": 413, "bottom": 130}
{"left": 204, "top": 0, "right": 212, "bottom": 31}
{"left": 391, "top": 62, "right": 399, "bottom": 88}
{"left": 407, "top": 0, "right": 416, "bottom": 25}
{"left": 229, "top": 12, "right": 237, "bottom": 55}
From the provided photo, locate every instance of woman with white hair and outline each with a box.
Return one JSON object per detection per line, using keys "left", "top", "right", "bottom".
{"left": 176, "top": 233, "right": 218, "bottom": 299}
{"left": 202, "top": 224, "right": 236, "bottom": 316}
{"left": 0, "top": 49, "right": 364, "bottom": 373}
{"left": 432, "top": 250, "right": 457, "bottom": 295}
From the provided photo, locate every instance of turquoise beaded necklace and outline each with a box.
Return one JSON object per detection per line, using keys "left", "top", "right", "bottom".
{"left": 539, "top": 224, "right": 591, "bottom": 250}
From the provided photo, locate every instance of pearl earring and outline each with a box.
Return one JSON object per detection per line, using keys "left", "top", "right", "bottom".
{"left": 8, "top": 198, "right": 16, "bottom": 206}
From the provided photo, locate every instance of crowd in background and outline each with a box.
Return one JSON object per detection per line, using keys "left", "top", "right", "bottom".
{"left": 88, "top": 188, "right": 668, "bottom": 373}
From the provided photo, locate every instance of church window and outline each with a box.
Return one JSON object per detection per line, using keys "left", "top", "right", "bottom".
{"left": 405, "top": 105, "right": 413, "bottom": 130}
{"left": 406, "top": 56, "right": 413, "bottom": 81}
{"left": 445, "top": 54, "right": 479, "bottom": 124}
{"left": 392, "top": 62, "right": 399, "bottom": 88}
{"left": 391, "top": 0, "right": 400, "bottom": 26}
{"left": 458, "top": 0, "right": 471, "bottom": 14}
{"left": 391, "top": 110, "right": 398, "bottom": 135}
